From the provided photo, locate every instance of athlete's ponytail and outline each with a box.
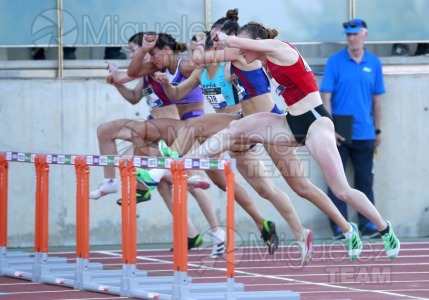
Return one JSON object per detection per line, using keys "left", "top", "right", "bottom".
{"left": 156, "top": 33, "right": 188, "bottom": 52}
{"left": 238, "top": 22, "right": 279, "bottom": 40}
{"left": 211, "top": 8, "right": 240, "bottom": 35}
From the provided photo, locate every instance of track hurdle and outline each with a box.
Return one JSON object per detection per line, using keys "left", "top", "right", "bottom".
{"left": 1, "top": 151, "right": 300, "bottom": 299}
{"left": 101, "top": 156, "right": 242, "bottom": 299}
{"left": 161, "top": 159, "right": 299, "bottom": 300}
{"left": 105, "top": 156, "right": 243, "bottom": 299}
{"left": 0, "top": 152, "right": 105, "bottom": 286}
{"left": 77, "top": 156, "right": 150, "bottom": 295}
{"left": 0, "top": 152, "right": 38, "bottom": 278}
{"left": 116, "top": 156, "right": 298, "bottom": 299}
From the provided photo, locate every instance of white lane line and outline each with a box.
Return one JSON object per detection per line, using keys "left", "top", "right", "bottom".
{"left": 98, "top": 250, "right": 428, "bottom": 300}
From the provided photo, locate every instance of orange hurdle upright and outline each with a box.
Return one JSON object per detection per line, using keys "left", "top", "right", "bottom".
{"left": 31, "top": 155, "right": 50, "bottom": 282}
{"left": 119, "top": 158, "right": 137, "bottom": 265}
{"left": 0, "top": 153, "right": 8, "bottom": 251}
{"left": 75, "top": 156, "right": 90, "bottom": 260}
{"left": 224, "top": 161, "right": 235, "bottom": 280}
{"left": 171, "top": 159, "right": 188, "bottom": 273}
{"left": 34, "top": 155, "right": 49, "bottom": 254}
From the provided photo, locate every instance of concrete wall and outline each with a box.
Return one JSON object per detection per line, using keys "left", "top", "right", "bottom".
{"left": 1, "top": 69, "right": 428, "bottom": 248}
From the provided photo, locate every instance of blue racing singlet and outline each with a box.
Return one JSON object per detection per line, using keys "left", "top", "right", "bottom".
{"left": 230, "top": 65, "right": 271, "bottom": 100}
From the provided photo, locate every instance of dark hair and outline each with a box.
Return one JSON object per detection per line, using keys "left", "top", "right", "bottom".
{"left": 238, "top": 22, "right": 279, "bottom": 39}
{"left": 191, "top": 31, "right": 213, "bottom": 50}
{"left": 128, "top": 32, "right": 144, "bottom": 46}
{"left": 154, "top": 33, "right": 187, "bottom": 52}
{"left": 211, "top": 8, "right": 240, "bottom": 35}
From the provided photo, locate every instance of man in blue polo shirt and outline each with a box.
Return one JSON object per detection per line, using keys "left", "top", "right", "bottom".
{"left": 320, "top": 19, "right": 385, "bottom": 239}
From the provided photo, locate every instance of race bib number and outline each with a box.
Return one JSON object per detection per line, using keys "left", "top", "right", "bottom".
{"left": 202, "top": 87, "right": 227, "bottom": 109}
{"left": 143, "top": 87, "right": 163, "bottom": 109}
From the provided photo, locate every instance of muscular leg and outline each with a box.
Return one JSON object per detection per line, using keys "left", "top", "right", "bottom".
{"left": 264, "top": 143, "right": 351, "bottom": 233}
{"left": 231, "top": 148, "right": 303, "bottom": 239}
{"left": 96, "top": 118, "right": 182, "bottom": 178}
{"left": 190, "top": 113, "right": 355, "bottom": 233}
{"left": 305, "top": 118, "right": 387, "bottom": 230}
{"left": 130, "top": 118, "right": 223, "bottom": 235}
{"left": 205, "top": 169, "right": 265, "bottom": 230}
{"left": 189, "top": 113, "right": 299, "bottom": 158}
{"left": 184, "top": 136, "right": 268, "bottom": 231}
{"left": 131, "top": 118, "right": 185, "bottom": 156}
{"left": 91, "top": 119, "right": 149, "bottom": 199}
{"left": 188, "top": 188, "right": 219, "bottom": 232}
{"left": 181, "top": 114, "right": 305, "bottom": 237}
{"left": 97, "top": 119, "right": 141, "bottom": 178}
{"left": 157, "top": 175, "right": 199, "bottom": 238}
{"left": 170, "top": 113, "right": 239, "bottom": 155}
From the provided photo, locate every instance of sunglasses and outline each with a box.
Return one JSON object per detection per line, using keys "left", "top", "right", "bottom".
{"left": 342, "top": 21, "right": 362, "bottom": 29}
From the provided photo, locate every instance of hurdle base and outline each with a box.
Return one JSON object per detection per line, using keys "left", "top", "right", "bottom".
{"left": 145, "top": 276, "right": 299, "bottom": 300}
{"left": 1, "top": 251, "right": 73, "bottom": 281}
{"left": 174, "top": 278, "right": 299, "bottom": 300}
{"left": 0, "top": 249, "right": 30, "bottom": 276}
{"left": 128, "top": 279, "right": 244, "bottom": 299}
{"left": 188, "top": 290, "right": 301, "bottom": 300}
{"left": 80, "top": 263, "right": 190, "bottom": 297}
{"left": 121, "top": 265, "right": 192, "bottom": 299}
{"left": 41, "top": 260, "right": 104, "bottom": 288}
{"left": 124, "top": 272, "right": 245, "bottom": 300}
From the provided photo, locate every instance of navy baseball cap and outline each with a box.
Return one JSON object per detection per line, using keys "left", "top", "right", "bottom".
{"left": 342, "top": 18, "right": 367, "bottom": 34}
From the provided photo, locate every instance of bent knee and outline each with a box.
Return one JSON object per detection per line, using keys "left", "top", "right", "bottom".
{"left": 226, "top": 120, "right": 244, "bottom": 137}
{"left": 96, "top": 122, "right": 110, "bottom": 137}
{"left": 330, "top": 187, "right": 352, "bottom": 203}
{"left": 210, "top": 178, "right": 226, "bottom": 192}
{"left": 253, "top": 184, "right": 277, "bottom": 200}
{"left": 288, "top": 178, "right": 314, "bottom": 198}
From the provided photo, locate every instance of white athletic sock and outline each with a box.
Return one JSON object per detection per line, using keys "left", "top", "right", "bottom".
{"left": 149, "top": 169, "right": 167, "bottom": 182}
{"left": 343, "top": 224, "right": 354, "bottom": 239}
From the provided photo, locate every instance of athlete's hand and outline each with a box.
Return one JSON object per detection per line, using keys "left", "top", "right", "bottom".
{"left": 106, "top": 74, "right": 122, "bottom": 87}
{"left": 142, "top": 34, "right": 158, "bottom": 51}
{"left": 195, "top": 31, "right": 207, "bottom": 45}
{"left": 106, "top": 74, "right": 114, "bottom": 84}
{"left": 214, "top": 31, "right": 229, "bottom": 47}
{"left": 153, "top": 72, "right": 170, "bottom": 87}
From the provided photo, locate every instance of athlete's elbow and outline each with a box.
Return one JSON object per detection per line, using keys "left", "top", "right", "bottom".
{"left": 127, "top": 68, "right": 138, "bottom": 78}
{"left": 130, "top": 99, "right": 140, "bottom": 105}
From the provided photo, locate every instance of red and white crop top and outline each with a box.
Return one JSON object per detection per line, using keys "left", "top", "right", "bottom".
{"left": 265, "top": 42, "right": 318, "bottom": 106}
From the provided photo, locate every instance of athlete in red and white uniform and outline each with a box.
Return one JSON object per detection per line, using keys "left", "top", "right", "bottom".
{"left": 190, "top": 21, "right": 400, "bottom": 260}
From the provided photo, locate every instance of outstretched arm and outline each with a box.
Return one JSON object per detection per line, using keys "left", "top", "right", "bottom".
{"left": 215, "top": 31, "right": 299, "bottom": 65}
{"left": 107, "top": 75, "right": 143, "bottom": 105}
{"left": 105, "top": 61, "right": 137, "bottom": 84}
{"left": 192, "top": 44, "right": 241, "bottom": 64}
{"left": 109, "top": 70, "right": 136, "bottom": 84}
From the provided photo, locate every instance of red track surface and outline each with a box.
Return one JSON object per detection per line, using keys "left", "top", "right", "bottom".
{"left": 1, "top": 241, "right": 429, "bottom": 300}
